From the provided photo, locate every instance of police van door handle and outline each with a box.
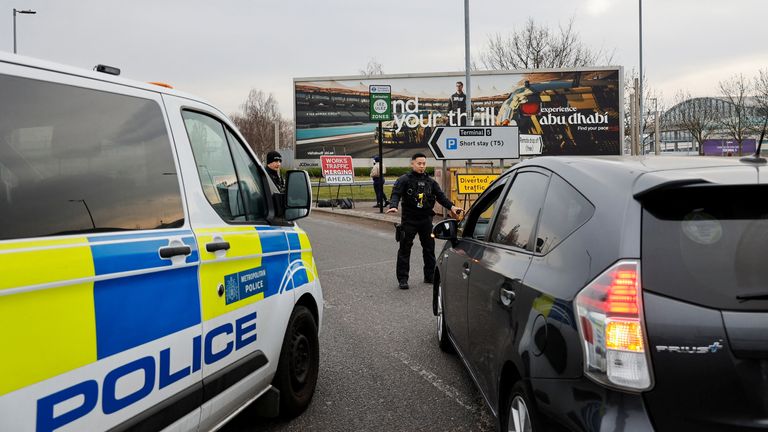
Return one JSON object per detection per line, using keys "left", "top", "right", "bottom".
{"left": 206, "top": 241, "right": 231, "bottom": 253}
{"left": 159, "top": 245, "right": 191, "bottom": 259}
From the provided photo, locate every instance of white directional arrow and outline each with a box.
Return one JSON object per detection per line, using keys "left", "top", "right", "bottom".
{"left": 427, "top": 126, "right": 520, "bottom": 160}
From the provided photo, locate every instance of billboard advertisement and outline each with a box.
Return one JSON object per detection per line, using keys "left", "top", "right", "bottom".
{"left": 702, "top": 139, "right": 757, "bottom": 156}
{"left": 294, "top": 68, "right": 623, "bottom": 162}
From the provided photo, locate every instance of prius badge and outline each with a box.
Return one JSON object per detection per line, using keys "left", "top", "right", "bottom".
{"left": 655, "top": 341, "right": 723, "bottom": 354}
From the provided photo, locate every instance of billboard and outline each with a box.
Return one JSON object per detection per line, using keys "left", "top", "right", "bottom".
{"left": 702, "top": 139, "right": 757, "bottom": 156}
{"left": 294, "top": 67, "right": 623, "bottom": 162}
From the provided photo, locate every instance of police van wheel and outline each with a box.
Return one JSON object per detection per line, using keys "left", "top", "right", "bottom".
{"left": 274, "top": 305, "right": 319, "bottom": 418}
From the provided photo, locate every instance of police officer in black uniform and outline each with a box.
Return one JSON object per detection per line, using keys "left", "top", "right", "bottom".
{"left": 387, "top": 153, "right": 463, "bottom": 289}
{"left": 447, "top": 81, "right": 469, "bottom": 126}
{"left": 265, "top": 151, "right": 285, "bottom": 192}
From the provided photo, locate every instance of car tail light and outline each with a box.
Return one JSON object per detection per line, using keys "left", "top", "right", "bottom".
{"left": 575, "top": 260, "right": 653, "bottom": 391}
{"left": 520, "top": 101, "right": 540, "bottom": 116}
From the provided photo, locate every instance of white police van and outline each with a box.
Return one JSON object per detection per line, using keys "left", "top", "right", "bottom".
{"left": 0, "top": 53, "right": 322, "bottom": 432}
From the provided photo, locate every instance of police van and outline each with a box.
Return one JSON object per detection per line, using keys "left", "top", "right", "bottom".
{"left": 0, "top": 53, "right": 322, "bottom": 431}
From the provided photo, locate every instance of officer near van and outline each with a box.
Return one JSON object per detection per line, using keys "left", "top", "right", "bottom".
{"left": 387, "top": 153, "right": 463, "bottom": 289}
{"left": 266, "top": 150, "right": 285, "bottom": 192}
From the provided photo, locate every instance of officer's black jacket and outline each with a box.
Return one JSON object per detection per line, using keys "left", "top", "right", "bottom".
{"left": 266, "top": 167, "right": 284, "bottom": 192}
{"left": 389, "top": 171, "right": 453, "bottom": 220}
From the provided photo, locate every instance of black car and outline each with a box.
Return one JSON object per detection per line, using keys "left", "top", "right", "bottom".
{"left": 432, "top": 156, "right": 768, "bottom": 432}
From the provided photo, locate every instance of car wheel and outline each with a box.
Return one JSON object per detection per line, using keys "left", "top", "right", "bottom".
{"left": 273, "top": 305, "right": 319, "bottom": 418}
{"left": 437, "top": 281, "right": 453, "bottom": 353}
{"left": 502, "top": 381, "right": 539, "bottom": 432}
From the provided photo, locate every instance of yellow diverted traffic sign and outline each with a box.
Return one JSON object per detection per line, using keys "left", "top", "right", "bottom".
{"left": 456, "top": 174, "right": 499, "bottom": 194}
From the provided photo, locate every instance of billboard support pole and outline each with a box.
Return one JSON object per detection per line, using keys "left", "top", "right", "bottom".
{"left": 378, "top": 121, "right": 384, "bottom": 214}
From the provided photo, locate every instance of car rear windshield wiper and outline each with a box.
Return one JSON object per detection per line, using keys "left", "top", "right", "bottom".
{"left": 736, "top": 292, "right": 768, "bottom": 301}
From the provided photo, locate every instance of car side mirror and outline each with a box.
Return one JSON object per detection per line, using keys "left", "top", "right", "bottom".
{"left": 284, "top": 170, "right": 311, "bottom": 221}
{"left": 432, "top": 219, "right": 458, "bottom": 245}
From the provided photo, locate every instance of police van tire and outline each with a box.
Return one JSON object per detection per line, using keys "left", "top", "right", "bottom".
{"left": 274, "top": 305, "right": 319, "bottom": 418}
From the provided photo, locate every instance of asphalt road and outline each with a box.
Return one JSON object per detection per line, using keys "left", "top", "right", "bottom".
{"left": 223, "top": 212, "right": 493, "bottom": 431}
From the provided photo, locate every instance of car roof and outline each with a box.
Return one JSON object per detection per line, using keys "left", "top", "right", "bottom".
{"left": 517, "top": 155, "right": 765, "bottom": 197}
{"left": 0, "top": 52, "right": 214, "bottom": 108}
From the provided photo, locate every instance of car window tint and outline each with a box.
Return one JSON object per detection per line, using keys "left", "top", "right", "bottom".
{"left": 642, "top": 185, "right": 768, "bottom": 311}
{"left": 226, "top": 129, "right": 268, "bottom": 220}
{"left": 459, "top": 177, "right": 507, "bottom": 241}
{"left": 535, "top": 174, "right": 594, "bottom": 254}
{"left": 490, "top": 171, "right": 549, "bottom": 250}
{"left": 183, "top": 111, "right": 249, "bottom": 222}
{"left": 0, "top": 74, "right": 184, "bottom": 240}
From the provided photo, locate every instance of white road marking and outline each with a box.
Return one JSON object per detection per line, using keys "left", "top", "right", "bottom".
{"left": 391, "top": 351, "right": 478, "bottom": 412}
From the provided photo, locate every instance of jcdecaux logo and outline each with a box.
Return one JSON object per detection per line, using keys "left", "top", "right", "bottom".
{"left": 36, "top": 312, "right": 258, "bottom": 432}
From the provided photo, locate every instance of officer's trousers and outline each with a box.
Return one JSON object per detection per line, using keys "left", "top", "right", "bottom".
{"left": 396, "top": 217, "right": 435, "bottom": 283}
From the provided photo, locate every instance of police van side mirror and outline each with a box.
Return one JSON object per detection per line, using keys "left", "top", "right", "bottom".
{"left": 432, "top": 219, "right": 458, "bottom": 245}
{"left": 284, "top": 170, "right": 312, "bottom": 221}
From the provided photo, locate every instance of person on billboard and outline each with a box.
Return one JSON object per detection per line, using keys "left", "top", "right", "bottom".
{"left": 448, "top": 81, "right": 469, "bottom": 126}
{"left": 265, "top": 151, "right": 285, "bottom": 192}
{"left": 370, "top": 155, "right": 389, "bottom": 207}
{"left": 387, "top": 153, "right": 463, "bottom": 290}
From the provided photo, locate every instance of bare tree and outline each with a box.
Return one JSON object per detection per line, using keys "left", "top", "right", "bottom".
{"left": 480, "top": 17, "right": 614, "bottom": 70}
{"left": 754, "top": 69, "right": 768, "bottom": 151}
{"left": 668, "top": 91, "right": 719, "bottom": 155}
{"left": 623, "top": 69, "right": 662, "bottom": 145}
{"left": 359, "top": 58, "right": 384, "bottom": 76}
{"left": 230, "top": 89, "right": 283, "bottom": 160}
{"left": 718, "top": 74, "right": 753, "bottom": 156}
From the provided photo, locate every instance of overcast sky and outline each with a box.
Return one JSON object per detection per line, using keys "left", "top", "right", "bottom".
{"left": 5, "top": 0, "right": 766, "bottom": 117}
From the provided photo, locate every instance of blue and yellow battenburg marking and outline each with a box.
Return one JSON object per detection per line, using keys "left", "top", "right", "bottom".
{"left": 0, "top": 225, "right": 316, "bottom": 399}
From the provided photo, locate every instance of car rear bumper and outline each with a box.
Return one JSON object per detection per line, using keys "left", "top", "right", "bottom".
{"left": 529, "top": 377, "right": 655, "bottom": 432}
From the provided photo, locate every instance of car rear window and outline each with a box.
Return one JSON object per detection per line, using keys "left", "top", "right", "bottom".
{"left": 0, "top": 74, "right": 184, "bottom": 240}
{"left": 642, "top": 185, "right": 768, "bottom": 311}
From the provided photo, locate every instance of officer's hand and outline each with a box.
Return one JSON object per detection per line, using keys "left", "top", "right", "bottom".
{"left": 386, "top": 207, "right": 398, "bottom": 214}
{"left": 451, "top": 206, "right": 464, "bottom": 216}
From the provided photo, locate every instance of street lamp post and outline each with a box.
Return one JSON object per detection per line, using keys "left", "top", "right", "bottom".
{"left": 638, "top": 0, "right": 644, "bottom": 154}
{"left": 13, "top": 8, "right": 37, "bottom": 54}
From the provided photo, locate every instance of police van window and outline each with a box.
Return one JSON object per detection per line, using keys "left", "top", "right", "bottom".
{"left": 490, "top": 171, "right": 549, "bottom": 251}
{"left": 460, "top": 177, "right": 508, "bottom": 241}
{"left": 535, "top": 174, "right": 594, "bottom": 254}
{"left": 225, "top": 129, "right": 268, "bottom": 220}
{"left": 183, "top": 111, "right": 266, "bottom": 223}
{"left": 0, "top": 74, "right": 184, "bottom": 240}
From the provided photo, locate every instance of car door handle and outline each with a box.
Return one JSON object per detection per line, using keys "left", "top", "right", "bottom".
{"left": 159, "top": 245, "right": 191, "bottom": 259}
{"left": 206, "top": 241, "right": 231, "bottom": 253}
{"left": 462, "top": 262, "right": 471, "bottom": 279}
{"left": 499, "top": 279, "right": 520, "bottom": 308}
{"left": 500, "top": 288, "right": 516, "bottom": 307}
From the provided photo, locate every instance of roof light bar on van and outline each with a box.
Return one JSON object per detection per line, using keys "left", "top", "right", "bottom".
{"left": 575, "top": 260, "right": 653, "bottom": 391}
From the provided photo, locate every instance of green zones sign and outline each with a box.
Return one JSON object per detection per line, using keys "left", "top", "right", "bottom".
{"left": 369, "top": 85, "right": 392, "bottom": 121}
